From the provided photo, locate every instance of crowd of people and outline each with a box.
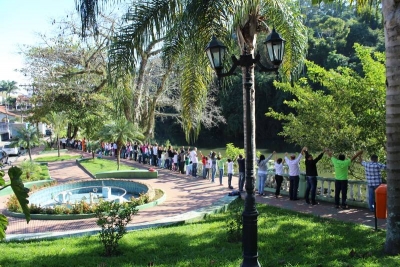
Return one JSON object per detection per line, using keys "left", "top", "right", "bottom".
{"left": 96, "top": 143, "right": 244, "bottom": 190}
{"left": 65, "top": 138, "right": 386, "bottom": 211}
{"left": 259, "top": 147, "right": 386, "bottom": 211}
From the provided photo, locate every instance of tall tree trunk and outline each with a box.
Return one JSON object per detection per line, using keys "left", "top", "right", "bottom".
{"left": 116, "top": 141, "right": 122, "bottom": 171}
{"left": 383, "top": 1, "right": 400, "bottom": 255}
{"left": 27, "top": 141, "right": 32, "bottom": 162}
{"left": 57, "top": 134, "right": 60, "bottom": 157}
{"left": 143, "top": 65, "right": 173, "bottom": 137}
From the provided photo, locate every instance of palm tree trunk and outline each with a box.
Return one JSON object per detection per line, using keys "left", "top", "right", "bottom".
{"left": 116, "top": 147, "right": 121, "bottom": 170}
{"left": 383, "top": 1, "right": 400, "bottom": 255}
{"left": 57, "top": 135, "right": 60, "bottom": 157}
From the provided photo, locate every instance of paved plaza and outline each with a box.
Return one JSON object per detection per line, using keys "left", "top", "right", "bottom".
{"left": 0, "top": 148, "right": 386, "bottom": 241}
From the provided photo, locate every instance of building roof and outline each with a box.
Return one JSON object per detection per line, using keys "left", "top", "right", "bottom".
{"left": 0, "top": 106, "right": 17, "bottom": 117}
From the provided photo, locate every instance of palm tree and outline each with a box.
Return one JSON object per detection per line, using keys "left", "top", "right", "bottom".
{"left": 15, "top": 124, "right": 42, "bottom": 161}
{"left": 77, "top": 1, "right": 307, "bottom": 264}
{"left": 0, "top": 80, "right": 18, "bottom": 122}
{"left": 98, "top": 119, "right": 144, "bottom": 170}
{"left": 77, "top": 0, "right": 307, "bottom": 140}
{"left": 46, "top": 111, "right": 68, "bottom": 157}
{"left": 380, "top": 0, "right": 400, "bottom": 255}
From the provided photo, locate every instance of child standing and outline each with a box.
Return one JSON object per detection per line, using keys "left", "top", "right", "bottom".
{"left": 227, "top": 158, "right": 234, "bottom": 189}
{"left": 186, "top": 161, "right": 192, "bottom": 176}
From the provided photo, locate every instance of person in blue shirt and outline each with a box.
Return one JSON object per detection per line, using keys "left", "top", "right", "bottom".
{"left": 360, "top": 154, "right": 386, "bottom": 212}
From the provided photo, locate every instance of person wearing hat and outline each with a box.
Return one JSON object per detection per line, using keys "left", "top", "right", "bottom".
{"left": 360, "top": 154, "right": 386, "bottom": 212}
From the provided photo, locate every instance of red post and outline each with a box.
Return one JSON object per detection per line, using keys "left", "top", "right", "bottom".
{"left": 375, "top": 184, "right": 387, "bottom": 219}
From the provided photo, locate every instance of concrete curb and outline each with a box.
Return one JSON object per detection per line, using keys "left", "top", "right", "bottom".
{"left": 5, "top": 194, "right": 238, "bottom": 241}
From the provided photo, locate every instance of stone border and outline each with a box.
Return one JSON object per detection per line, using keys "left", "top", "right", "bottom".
{"left": 5, "top": 194, "right": 238, "bottom": 241}
{"left": 0, "top": 179, "right": 54, "bottom": 197}
{"left": 94, "top": 170, "right": 158, "bottom": 179}
{"left": 38, "top": 149, "right": 69, "bottom": 155}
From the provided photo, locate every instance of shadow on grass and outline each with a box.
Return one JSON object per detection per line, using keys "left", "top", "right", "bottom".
{"left": 1, "top": 199, "right": 398, "bottom": 267}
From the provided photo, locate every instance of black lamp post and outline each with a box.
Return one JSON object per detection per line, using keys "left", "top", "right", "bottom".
{"left": 205, "top": 29, "right": 285, "bottom": 267}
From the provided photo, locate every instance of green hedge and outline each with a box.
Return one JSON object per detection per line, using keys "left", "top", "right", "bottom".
{"left": 94, "top": 170, "right": 158, "bottom": 179}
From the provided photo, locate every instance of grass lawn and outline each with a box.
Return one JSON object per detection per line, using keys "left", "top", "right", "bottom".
{"left": 79, "top": 158, "right": 136, "bottom": 175}
{"left": 0, "top": 199, "right": 397, "bottom": 267}
{"left": 34, "top": 155, "right": 82, "bottom": 162}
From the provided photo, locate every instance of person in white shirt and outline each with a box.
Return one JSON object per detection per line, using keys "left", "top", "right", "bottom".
{"left": 153, "top": 144, "right": 159, "bottom": 167}
{"left": 173, "top": 151, "right": 179, "bottom": 171}
{"left": 274, "top": 158, "right": 284, "bottom": 198}
{"left": 227, "top": 158, "right": 235, "bottom": 189}
{"left": 190, "top": 147, "right": 198, "bottom": 177}
{"left": 257, "top": 152, "right": 275, "bottom": 196}
{"left": 113, "top": 143, "right": 117, "bottom": 157}
{"left": 284, "top": 147, "right": 306, "bottom": 200}
{"left": 206, "top": 157, "right": 212, "bottom": 179}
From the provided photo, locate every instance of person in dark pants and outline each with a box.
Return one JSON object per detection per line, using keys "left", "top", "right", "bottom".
{"left": 237, "top": 154, "right": 245, "bottom": 192}
{"left": 360, "top": 154, "right": 386, "bottom": 212}
{"left": 327, "top": 150, "right": 363, "bottom": 209}
{"left": 274, "top": 157, "right": 283, "bottom": 198}
{"left": 133, "top": 142, "right": 138, "bottom": 161}
{"left": 304, "top": 148, "right": 326, "bottom": 205}
{"left": 179, "top": 149, "right": 186, "bottom": 174}
{"left": 285, "top": 147, "right": 306, "bottom": 200}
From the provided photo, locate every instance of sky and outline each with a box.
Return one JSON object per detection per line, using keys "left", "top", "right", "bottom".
{"left": 0, "top": 0, "right": 77, "bottom": 91}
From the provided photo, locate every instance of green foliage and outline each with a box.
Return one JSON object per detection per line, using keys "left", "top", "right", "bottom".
{"left": 15, "top": 124, "right": 43, "bottom": 161}
{"left": 1, "top": 200, "right": 397, "bottom": 266}
{"left": 0, "top": 214, "right": 7, "bottom": 240}
{"left": 267, "top": 44, "right": 385, "bottom": 159}
{"left": 79, "top": 158, "right": 136, "bottom": 175}
{"left": 35, "top": 155, "right": 82, "bottom": 162}
{"left": 94, "top": 200, "right": 138, "bottom": 256}
{"left": 225, "top": 198, "right": 243, "bottom": 243}
{"left": 8, "top": 195, "right": 96, "bottom": 215}
{"left": 71, "top": 200, "right": 93, "bottom": 214}
{"left": 225, "top": 143, "right": 244, "bottom": 160}
{"left": 19, "top": 161, "right": 46, "bottom": 181}
{"left": 28, "top": 203, "right": 44, "bottom": 214}
{"left": 6, "top": 194, "right": 21, "bottom": 212}
{"left": 8, "top": 166, "right": 30, "bottom": 224}
{"left": 130, "top": 192, "right": 151, "bottom": 206}
{"left": 98, "top": 118, "right": 145, "bottom": 170}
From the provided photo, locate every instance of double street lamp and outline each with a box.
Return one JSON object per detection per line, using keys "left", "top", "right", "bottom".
{"left": 205, "top": 29, "right": 285, "bottom": 267}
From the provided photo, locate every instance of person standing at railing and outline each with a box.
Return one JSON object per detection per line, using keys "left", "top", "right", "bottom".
{"left": 274, "top": 157, "right": 284, "bottom": 198}
{"left": 304, "top": 148, "right": 326, "bottom": 205}
{"left": 327, "top": 150, "right": 363, "bottom": 209}
{"left": 227, "top": 158, "right": 236, "bottom": 189}
{"left": 285, "top": 147, "right": 306, "bottom": 200}
{"left": 217, "top": 155, "right": 227, "bottom": 185}
{"left": 360, "top": 154, "right": 386, "bottom": 212}
{"left": 257, "top": 152, "right": 275, "bottom": 196}
{"left": 200, "top": 151, "right": 207, "bottom": 179}
{"left": 237, "top": 154, "right": 245, "bottom": 192}
{"left": 190, "top": 147, "right": 198, "bottom": 177}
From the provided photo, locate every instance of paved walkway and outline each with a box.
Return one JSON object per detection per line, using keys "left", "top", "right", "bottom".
{"left": 0, "top": 148, "right": 386, "bottom": 241}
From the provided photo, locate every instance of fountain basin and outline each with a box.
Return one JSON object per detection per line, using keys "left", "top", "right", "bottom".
{"left": 29, "top": 179, "right": 155, "bottom": 208}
